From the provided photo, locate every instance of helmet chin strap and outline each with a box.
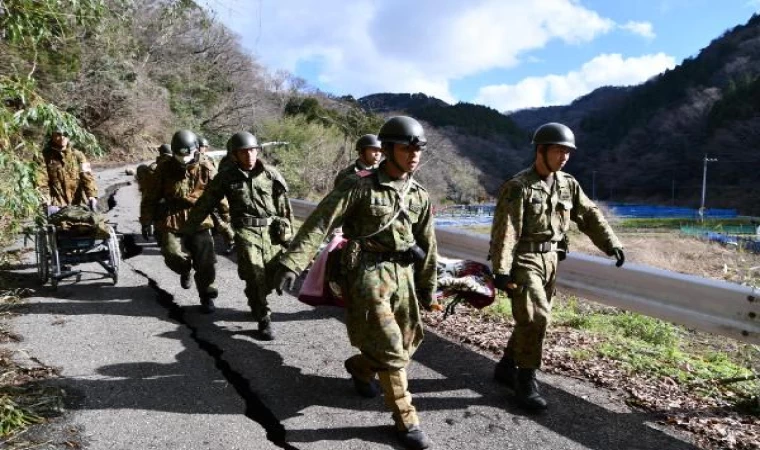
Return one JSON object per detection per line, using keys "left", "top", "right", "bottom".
{"left": 385, "top": 147, "right": 415, "bottom": 176}
{"left": 538, "top": 146, "right": 557, "bottom": 174}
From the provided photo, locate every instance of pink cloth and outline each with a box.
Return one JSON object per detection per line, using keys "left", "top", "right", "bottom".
{"left": 298, "top": 232, "right": 347, "bottom": 307}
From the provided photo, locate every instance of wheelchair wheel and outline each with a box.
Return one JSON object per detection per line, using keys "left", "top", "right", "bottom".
{"left": 107, "top": 226, "right": 121, "bottom": 285}
{"left": 48, "top": 226, "right": 61, "bottom": 291}
{"left": 35, "top": 229, "right": 49, "bottom": 283}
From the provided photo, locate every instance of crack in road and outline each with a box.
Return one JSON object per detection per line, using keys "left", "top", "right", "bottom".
{"left": 132, "top": 267, "right": 300, "bottom": 450}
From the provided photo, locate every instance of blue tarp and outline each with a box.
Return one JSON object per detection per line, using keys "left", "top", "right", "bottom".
{"left": 609, "top": 204, "right": 737, "bottom": 219}
{"left": 435, "top": 216, "right": 493, "bottom": 228}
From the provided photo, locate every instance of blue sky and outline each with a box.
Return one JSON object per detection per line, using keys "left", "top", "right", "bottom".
{"left": 202, "top": 0, "right": 760, "bottom": 112}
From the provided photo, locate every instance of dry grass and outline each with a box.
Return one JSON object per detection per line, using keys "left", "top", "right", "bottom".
{"left": 569, "top": 229, "right": 760, "bottom": 284}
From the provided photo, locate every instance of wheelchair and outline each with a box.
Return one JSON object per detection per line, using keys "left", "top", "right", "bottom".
{"left": 33, "top": 221, "right": 122, "bottom": 290}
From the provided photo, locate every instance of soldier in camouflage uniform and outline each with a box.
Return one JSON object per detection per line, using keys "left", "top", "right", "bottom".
{"left": 181, "top": 132, "right": 293, "bottom": 340}
{"left": 490, "top": 122, "right": 625, "bottom": 411}
{"left": 135, "top": 144, "right": 173, "bottom": 246}
{"left": 140, "top": 130, "right": 224, "bottom": 313}
{"left": 274, "top": 116, "right": 439, "bottom": 450}
{"left": 333, "top": 134, "right": 383, "bottom": 187}
{"left": 135, "top": 144, "right": 172, "bottom": 196}
{"left": 36, "top": 127, "right": 99, "bottom": 211}
{"left": 193, "top": 136, "right": 236, "bottom": 252}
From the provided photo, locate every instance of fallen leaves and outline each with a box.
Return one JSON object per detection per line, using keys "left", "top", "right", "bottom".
{"left": 423, "top": 307, "right": 760, "bottom": 450}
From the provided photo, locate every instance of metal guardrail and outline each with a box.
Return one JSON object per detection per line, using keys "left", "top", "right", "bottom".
{"left": 291, "top": 199, "right": 760, "bottom": 345}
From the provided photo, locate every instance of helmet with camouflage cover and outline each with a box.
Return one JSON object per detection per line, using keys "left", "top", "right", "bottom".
{"left": 355, "top": 134, "right": 381, "bottom": 152}
{"left": 377, "top": 116, "right": 427, "bottom": 147}
{"left": 226, "top": 132, "right": 259, "bottom": 153}
{"left": 531, "top": 122, "right": 576, "bottom": 150}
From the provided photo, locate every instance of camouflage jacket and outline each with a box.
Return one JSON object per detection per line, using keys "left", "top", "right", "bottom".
{"left": 36, "top": 143, "right": 98, "bottom": 207}
{"left": 280, "top": 163, "right": 438, "bottom": 305}
{"left": 490, "top": 165, "right": 622, "bottom": 276}
{"left": 135, "top": 154, "right": 172, "bottom": 194}
{"left": 333, "top": 158, "right": 375, "bottom": 188}
{"left": 140, "top": 157, "right": 225, "bottom": 232}
{"left": 181, "top": 160, "right": 293, "bottom": 237}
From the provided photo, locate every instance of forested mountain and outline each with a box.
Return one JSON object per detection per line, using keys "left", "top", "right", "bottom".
{"left": 4, "top": 1, "right": 760, "bottom": 243}
{"left": 361, "top": 14, "right": 760, "bottom": 214}
{"left": 359, "top": 93, "right": 531, "bottom": 199}
{"left": 0, "top": 0, "right": 501, "bottom": 240}
{"left": 509, "top": 14, "right": 760, "bottom": 214}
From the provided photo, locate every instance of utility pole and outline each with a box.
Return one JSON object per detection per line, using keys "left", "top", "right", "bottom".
{"left": 700, "top": 155, "right": 718, "bottom": 220}
{"left": 592, "top": 170, "right": 597, "bottom": 200}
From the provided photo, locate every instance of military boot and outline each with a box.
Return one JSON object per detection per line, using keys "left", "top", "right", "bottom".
{"left": 199, "top": 287, "right": 217, "bottom": 314}
{"left": 515, "top": 368, "right": 548, "bottom": 412}
{"left": 344, "top": 355, "right": 380, "bottom": 398}
{"left": 180, "top": 270, "right": 191, "bottom": 289}
{"left": 396, "top": 425, "right": 432, "bottom": 450}
{"left": 200, "top": 297, "right": 215, "bottom": 314}
{"left": 378, "top": 369, "right": 431, "bottom": 449}
{"left": 258, "top": 317, "right": 275, "bottom": 341}
{"left": 493, "top": 355, "right": 517, "bottom": 391}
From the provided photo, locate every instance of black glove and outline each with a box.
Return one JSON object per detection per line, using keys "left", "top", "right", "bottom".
{"left": 493, "top": 273, "right": 513, "bottom": 291}
{"left": 612, "top": 248, "right": 625, "bottom": 268}
{"left": 273, "top": 265, "right": 298, "bottom": 295}
{"left": 141, "top": 224, "right": 154, "bottom": 240}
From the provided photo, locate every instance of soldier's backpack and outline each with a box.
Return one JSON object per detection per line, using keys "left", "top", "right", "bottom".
{"left": 48, "top": 205, "right": 110, "bottom": 239}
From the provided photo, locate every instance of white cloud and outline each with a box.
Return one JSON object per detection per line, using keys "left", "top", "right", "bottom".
{"left": 202, "top": 0, "right": 627, "bottom": 101}
{"left": 620, "top": 21, "right": 656, "bottom": 39}
{"left": 475, "top": 53, "right": 677, "bottom": 112}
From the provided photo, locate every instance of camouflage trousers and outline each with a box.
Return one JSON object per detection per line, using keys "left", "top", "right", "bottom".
{"left": 344, "top": 257, "right": 424, "bottom": 371}
{"left": 161, "top": 229, "right": 217, "bottom": 297}
{"left": 505, "top": 251, "right": 559, "bottom": 369}
{"left": 234, "top": 226, "right": 282, "bottom": 321}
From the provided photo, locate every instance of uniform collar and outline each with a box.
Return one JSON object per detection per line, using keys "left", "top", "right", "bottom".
{"left": 45, "top": 142, "right": 70, "bottom": 157}
{"left": 355, "top": 158, "right": 374, "bottom": 171}
{"left": 377, "top": 161, "right": 414, "bottom": 191}
{"left": 528, "top": 165, "right": 563, "bottom": 194}
{"left": 235, "top": 159, "right": 265, "bottom": 178}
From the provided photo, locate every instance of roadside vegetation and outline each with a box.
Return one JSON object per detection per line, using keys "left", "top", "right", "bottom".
{"left": 429, "top": 217, "right": 760, "bottom": 449}
{"left": 0, "top": 252, "right": 65, "bottom": 447}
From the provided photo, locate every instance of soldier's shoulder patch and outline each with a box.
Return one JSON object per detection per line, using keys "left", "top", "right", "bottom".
{"left": 263, "top": 164, "right": 289, "bottom": 192}
{"left": 557, "top": 170, "right": 576, "bottom": 182}
{"left": 410, "top": 178, "right": 427, "bottom": 193}
{"left": 500, "top": 180, "right": 524, "bottom": 201}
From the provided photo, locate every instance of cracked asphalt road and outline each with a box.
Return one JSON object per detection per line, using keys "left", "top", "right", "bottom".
{"left": 4, "top": 166, "right": 699, "bottom": 449}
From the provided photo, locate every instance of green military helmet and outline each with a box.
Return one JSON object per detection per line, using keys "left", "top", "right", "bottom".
{"left": 158, "top": 143, "right": 172, "bottom": 156}
{"left": 226, "top": 131, "right": 259, "bottom": 153}
{"left": 531, "top": 122, "right": 576, "bottom": 150}
{"left": 377, "top": 116, "right": 427, "bottom": 147}
{"left": 198, "top": 137, "right": 210, "bottom": 147}
{"left": 171, "top": 129, "right": 199, "bottom": 156}
{"left": 355, "top": 134, "right": 381, "bottom": 152}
